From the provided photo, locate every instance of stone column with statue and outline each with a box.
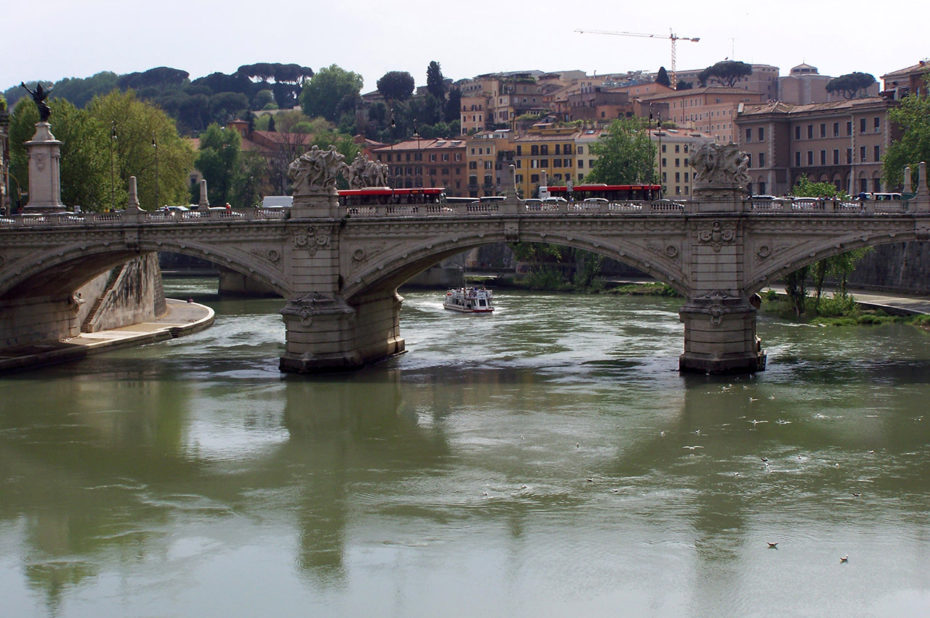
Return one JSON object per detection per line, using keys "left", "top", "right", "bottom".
{"left": 279, "top": 146, "right": 405, "bottom": 373}
{"left": 21, "top": 82, "right": 65, "bottom": 212}
{"left": 678, "top": 143, "right": 766, "bottom": 374}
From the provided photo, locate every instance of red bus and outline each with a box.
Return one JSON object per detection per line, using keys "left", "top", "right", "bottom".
{"left": 337, "top": 187, "right": 446, "bottom": 207}
{"left": 545, "top": 184, "right": 662, "bottom": 201}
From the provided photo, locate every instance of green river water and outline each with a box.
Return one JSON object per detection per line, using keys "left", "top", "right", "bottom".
{"left": 2, "top": 281, "right": 930, "bottom": 617}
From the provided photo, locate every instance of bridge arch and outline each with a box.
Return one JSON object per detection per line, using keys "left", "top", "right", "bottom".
{"left": 341, "top": 229, "right": 690, "bottom": 302}
{"left": 0, "top": 239, "right": 291, "bottom": 300}
{"left": 747, "top": 229, "right": 922, "bottom": 295}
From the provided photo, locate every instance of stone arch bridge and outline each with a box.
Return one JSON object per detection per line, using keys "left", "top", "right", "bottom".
{"left": 2, "top": 165, "right": 929, "bottom": 375}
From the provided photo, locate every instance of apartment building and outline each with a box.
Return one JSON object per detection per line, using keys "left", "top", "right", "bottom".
{"left": 882, "top": 60, "right": 930, "bottom": 99}
{"left": 512, "top": 126, "right": 579, "bottom": 197}
{"left": 465, "top": 130, "right": 514, "bottom": 197}
{"left": 736, "top": 97, "right": 896, "bottom": 196}
{"left": 652, "top": 129, "right": 714, "bottom": 198}
{"left": 371, "top": 137, "right": 468, "bottom": 195}
{"left": 674, "top": 64, "right": 779, "bottom": 99}
{"left": 638, "top": 87, "right": 765, "bottom": 144}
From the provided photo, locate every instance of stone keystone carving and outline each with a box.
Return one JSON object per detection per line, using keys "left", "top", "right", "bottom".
{"left": 691, "top": 143, "right": 750, "bottom": 188}
{"left": 347, "top": 153, "right": 389, "bottom": 189}
{"left": 288, "top": 146, "right": 346, "bottom": 194}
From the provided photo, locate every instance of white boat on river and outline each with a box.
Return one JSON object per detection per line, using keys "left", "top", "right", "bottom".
{"left": 443, "top": 287, "right": 494, "bottom": 313}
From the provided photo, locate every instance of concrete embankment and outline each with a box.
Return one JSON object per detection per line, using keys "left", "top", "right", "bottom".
{"left": 0, "top": 298, "right": 214, "bottom": 373}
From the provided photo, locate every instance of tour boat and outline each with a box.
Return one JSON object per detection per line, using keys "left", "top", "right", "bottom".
{"left": 443, "top": 287, "right": 494, "bottom": 313}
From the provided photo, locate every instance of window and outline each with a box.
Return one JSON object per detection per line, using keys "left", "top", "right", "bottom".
{"left": 847, "top": 148, "right": 852, "bottom": 164}
{"left": 469, "top": 161, "right": 477, "bottom": 169}
{"left": 860, "top": 118, "right": 866, "bottom": 133}
{"left": 833, "top": 122, "right": 839, "bottom": 137}
{"left": 515, "top": 174, "right": 523, "bottom": 183}
{"left": 684, "top": 172, "right": 689, "bottom": 182}
{"left": 675, "top": 144, "right": 681, "bottom": 153}
{"left": 662, "top": 158, "right": 667, "bottom": 167}
{"left": 833, "top": 149, "right": 839, "bottom": 165}
{"left": 759, "top": 152, "right": 765, "bottom": 167}
{"left": 675, "top": 158, "right": 680, "bottom": 167}
{"left": 530, "top": 174, "right": 539, "bottom": 183}
{"left": 577, "top": 146, "right": 584, "bottom": 155}
{"left": 807, "top": 151, "right": 813, "bottom": 165}
{"left": 795, "top": 126, "right": 801, "bottom": 139}
{"left": 747, "top": 153, "right": 753, "bottom": 168}
{"left": 516, "top": 146, "right": 522, "bottom": 155}
{"left": 578, "top": 160, "right": 584, "bottom": 168}
{"left": 758, "top": 127, "right": 765, "bottom": 141}
{"left": 820, "top": 150, "right": 826, "bottom": 165}
{"left": 662, "top": 144, "right": 667, "bottom": 153}
{"left": 795, "top": 151, "right": 801, "bottom": 166}
{"left": 540, "top": 145, "right": 549, "bottom": 155}
{"left": 807, "top": 125, "right": 813, "bottom": 138}
{"left": 860, "top": 146, "right": 866, "bottom": 162}
{"left": 555, "top": 144, "right": 561, "bottom": 155}
{"left": 846, "top": 121, "right": 852, "bottom": 136}
{"left": 675, "top": 172, "right": 680, "bottom": 182}
{"left": 874, "top": 117, "right": 880, "bottom": 130}
{"left": 684, "top": 145, "right": 689, "bottom": 153}
{"left": 874, "top": 145, "right": 880, "bottom": 161}
{"left": 820, "top": 123, "right": 826, "bottom": 137}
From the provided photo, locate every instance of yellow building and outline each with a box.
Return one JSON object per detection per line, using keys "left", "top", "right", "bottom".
{"left": 511, "top": 126, "right": 579, "bottom": 197}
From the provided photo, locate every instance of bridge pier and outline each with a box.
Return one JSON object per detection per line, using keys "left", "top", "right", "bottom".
{"left": 279, "top": 291, "right": 405, "bottom": 373}
{"left": 679, "top": 294, "right": 766, "bottom": 374}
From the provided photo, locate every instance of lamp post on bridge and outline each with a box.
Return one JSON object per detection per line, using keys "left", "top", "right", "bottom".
{"left": 152, "top": 133, "right": 159, "bottom": 210}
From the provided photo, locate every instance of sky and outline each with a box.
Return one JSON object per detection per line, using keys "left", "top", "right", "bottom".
{"left": 3, "top": 0, "right": 927, "bottom": 95}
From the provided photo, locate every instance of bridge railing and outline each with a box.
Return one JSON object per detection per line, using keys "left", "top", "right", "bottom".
{"left": 745, "top": 197, "right": 911, "bottom": 215}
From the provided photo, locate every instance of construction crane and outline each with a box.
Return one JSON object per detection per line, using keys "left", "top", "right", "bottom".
{"left": 575, "top": 28, "right": 700, "bottom": 88}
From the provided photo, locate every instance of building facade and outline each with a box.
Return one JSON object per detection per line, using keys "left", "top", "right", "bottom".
{"left": 372, "top": 137, "right": 468, "bottom": 195}
{"left": 736, "top": 97, "right": 896, "bottom": 196}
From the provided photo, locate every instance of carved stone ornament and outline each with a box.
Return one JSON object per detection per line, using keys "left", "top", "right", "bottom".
{"left": 291, "top": 226, "right": 330, "bottom": 256}
{"left": 281, "top": 292, "right": 353, "bottom": 326}
{"left": 691, "top": 143, "right": 750, "bottom": 188}
{"left": 698, "top": 220, "right": 736, "bottom": 252}
{"left": 288, "top": 145, "right": 346, "bottom": 194}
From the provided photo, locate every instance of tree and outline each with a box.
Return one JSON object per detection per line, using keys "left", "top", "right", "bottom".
{"left": 698, "top": 60, "right": 753, "bottom": 88}
{"left": 377, "top": 71, "right": 415, "bottom": 101}
{"left": 444, "top": 87, "right": 462, "bottom": 123}
{"left": 299, "top": 65, "right": 363, "bottom": 123}
{"left": 426, "top": 61, "right": 445, "bottom": 100}
{"left": 826, "top": 72, "right": 876, "bottom": 100}
{"left": 585, "top": 117, "right": 657, "bottom": 184}
{"left": 88, "top": 90, "right": 194, "bottom": 210}
{"left": 655, "top": 67, "right": 671, "bottom": 88}
{"left": 195, "top": 123, "right": 241, "bottom": 205}
{"left": 883, "top": 78, "right": 930, "bottom": 191}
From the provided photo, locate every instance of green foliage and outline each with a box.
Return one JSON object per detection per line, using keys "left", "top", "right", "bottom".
{"left": 883, "top": 79, "right": 930, "bottom": 191}
{"left": 698, "top": 60, "right": 753, "bottom": 87}
{"left": 586, "top": 117, "right": 657, "bottom": 184}
{"left": 655, "top": 67, "right": 671, "bottom": 88}
{"left": 377, "top": 71, "right": 415, "bottom": 101}
{"left": 195, "top": 123, "right": 241, "bottom": 205}
{"left": 89, "top": 90, "right": 194, "bottom": 210}
{"left": 299, "top": 65, "right": 363, "bottom": 124}
{"left": 9, "top": 91, "right": 192, "bottom": 211}
{"left": 791, "top": 174, "right": 845, "bottom": 198}
{"left": 426, "top": 61, "right": 445, "bottom": 100}
{"left": 608, "top": 282, "right": 681, "bottom": 297}
{"left": 825, "top": 72, "right": 876, "bottom": 99}
{"left": 784, "top": 267, "right": 809, "bottom": 317}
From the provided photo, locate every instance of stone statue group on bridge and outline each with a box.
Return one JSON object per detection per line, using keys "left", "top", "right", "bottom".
{"left": 287, "top": 147, "right": 389, "bottom": 194}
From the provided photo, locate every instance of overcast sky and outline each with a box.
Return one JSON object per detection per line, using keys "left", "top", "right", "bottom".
{"left": 4, "top": 0, "right": 927, "bottom": 95}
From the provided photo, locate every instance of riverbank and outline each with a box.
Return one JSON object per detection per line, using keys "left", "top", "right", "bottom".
{"left": 0, "top": 298, "right": 214, "bottom": 373}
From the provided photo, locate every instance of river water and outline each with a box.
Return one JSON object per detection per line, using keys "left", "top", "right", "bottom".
{"left": 2, "top": 281, "right": 930, "bottom": 617}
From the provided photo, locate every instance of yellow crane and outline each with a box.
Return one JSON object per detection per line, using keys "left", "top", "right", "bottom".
{"left": 574, "top": 28, "right": 700, "bottom": 88}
